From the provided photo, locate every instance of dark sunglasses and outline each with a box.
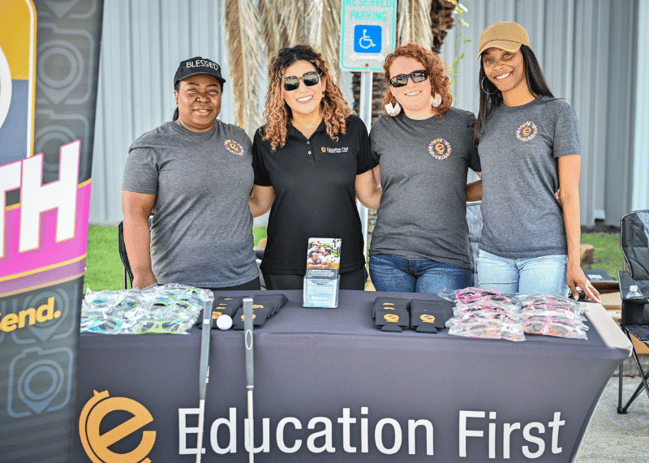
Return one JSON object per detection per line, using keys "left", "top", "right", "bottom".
{"left": 283, "top": 71, "right": 322, "bottom": 91}
{"left": 389, "top": 70, "right": 430, "bottom": 88}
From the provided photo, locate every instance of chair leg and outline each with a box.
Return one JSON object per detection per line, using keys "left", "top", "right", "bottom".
{"left": 618, "top": 361, "right": 625, "bottom": 413}
{"left": 618, "top": 345, "right": 649, "bottom": 414}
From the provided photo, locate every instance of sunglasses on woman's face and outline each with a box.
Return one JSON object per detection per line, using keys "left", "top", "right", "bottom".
{"left": 389, "top": 70, "right": 430, "bottom": 88}
{"left": 283, "top": 71, "right": 322, "bottom": 91}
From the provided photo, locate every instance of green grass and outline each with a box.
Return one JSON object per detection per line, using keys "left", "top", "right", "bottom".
{"left": 84, "top": 224, "right": 267, "bottom": 292}
{"left": 84, "top": 225, "right": 622, "bottom": 291}
{"left": 84, "top": 225, "right": 123, "bottom": 292}
{"left": 581, "top": 232, "right": 625, "bottom": 278}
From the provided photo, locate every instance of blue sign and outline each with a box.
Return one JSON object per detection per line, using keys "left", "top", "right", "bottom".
{"left": 353, "top": 25, "right": 381, "bottom": 54}
{"left": 341, "top": 0, "right": 396, "bottom": 71}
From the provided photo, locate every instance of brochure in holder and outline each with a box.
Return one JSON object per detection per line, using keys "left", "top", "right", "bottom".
{"left": 303, "top": 238, "right": 341, "bottom": 308}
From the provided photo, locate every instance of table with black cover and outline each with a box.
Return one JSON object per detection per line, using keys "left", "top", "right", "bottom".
{"left": 74, "top": 290, "right": 631, "bottom": 462}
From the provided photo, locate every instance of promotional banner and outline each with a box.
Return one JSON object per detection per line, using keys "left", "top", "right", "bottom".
{"left": 0, "top": 1, "right": 103, "bottom": 461}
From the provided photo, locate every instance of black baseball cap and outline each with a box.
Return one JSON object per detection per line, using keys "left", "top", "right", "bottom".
{"left": 174, "top": 56, "right": 226, "bottom": 88}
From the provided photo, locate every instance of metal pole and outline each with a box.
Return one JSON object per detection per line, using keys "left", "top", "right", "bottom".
{"left": 195, "top": 300, "right": 212, "bottom": 463}
{"left": 357, "top": 70, "right": 373, "bottom": 262}
{"left": 243, "top": 298, "right": 254, "bottom": 462}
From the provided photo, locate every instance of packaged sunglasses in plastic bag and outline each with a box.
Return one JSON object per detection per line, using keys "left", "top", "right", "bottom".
{"left": 447, "top": 317, "right": 526, "bottom": 342}
{"left": 81, "top": 284, "right": 212, "bottom": 334}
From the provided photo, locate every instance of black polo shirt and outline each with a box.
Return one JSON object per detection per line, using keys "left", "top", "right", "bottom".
{"left": 253, "top": 114, "right": 376, "bottom": 275}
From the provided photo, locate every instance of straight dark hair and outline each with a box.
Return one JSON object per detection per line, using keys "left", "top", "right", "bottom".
{"left": 173, "top": 81, "right": 180, "bottom": 121}
{"left": 473, "top": 45, "right": 554, "bottom": 144}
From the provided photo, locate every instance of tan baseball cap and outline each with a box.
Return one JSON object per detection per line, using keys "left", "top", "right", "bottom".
{"left": 476, "top": 21, "right": 530, "bottom": 60}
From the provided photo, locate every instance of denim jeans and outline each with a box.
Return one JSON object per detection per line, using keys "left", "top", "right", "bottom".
{"left": 369, "top": 254, "right": 472, "bottom": 293}
{"left": 476, "top": 250, "right": 569, "bottom": 296}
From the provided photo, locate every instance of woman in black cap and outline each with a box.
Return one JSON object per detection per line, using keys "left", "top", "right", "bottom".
{"left": 122, "top": 56, "right": 260, "bottom": 290}
{"left": 249, "top": 45, "right": 381, "bottom": 290}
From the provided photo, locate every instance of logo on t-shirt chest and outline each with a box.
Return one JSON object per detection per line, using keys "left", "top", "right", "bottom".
{"left": 321, "top": 146, "right": 349, "bottom": 153}
{"left": 516, "top": 121, "right": 539, "bottom": 142}
{"left": 224, "top": 139, "right": 245, "bottom": 155}
{"left": 428, "top": 138, "right": 451, "bottom": 160}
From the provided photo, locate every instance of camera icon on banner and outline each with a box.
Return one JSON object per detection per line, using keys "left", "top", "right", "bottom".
{"left": 7, "top": 347, "right": 73, "bottom": 417}
{"left": 0, "top": 286, "right": 77, "bottom": 345}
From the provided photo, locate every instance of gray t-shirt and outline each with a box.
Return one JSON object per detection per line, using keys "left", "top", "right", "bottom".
{"left": 122, "top": 120, "right": 258, "bottom": 287}
{"left": 369, "top": 108, "right": 481, "bottom": 269}
{"left": 477, "top": 96, "right": 580, "bottom": 258}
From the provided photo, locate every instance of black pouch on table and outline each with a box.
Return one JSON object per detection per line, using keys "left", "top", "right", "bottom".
{"left": 206, "top": 296, "right": 245, "bottom": 329}
{"left": 232, "top": 307, "right": 271, "bottom": 330}
{"left": 232, "top": 293, "right": 289, "bottom": 330}
{"left": 253, "top": 294, "right": 288, "bottom": 316}
{"left": 196, "top": 296, "right": 244, "bottom": 328}
{"left": 409, "top": 300, "right": 452, "bottom": 333}
{"left": 372, "top": 297, "right": 410, "bottom": 318}
{"left": 374, "top": 308, "right": 410, "bottom": 332}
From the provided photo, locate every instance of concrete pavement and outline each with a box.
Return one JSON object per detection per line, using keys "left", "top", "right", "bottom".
{"left": 576, "top": 375, "right": 649, "bottom": 462}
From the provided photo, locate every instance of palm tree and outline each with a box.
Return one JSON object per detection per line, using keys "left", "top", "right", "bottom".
{"left": 224, "top": 0, "right": 458, "bottom": 134}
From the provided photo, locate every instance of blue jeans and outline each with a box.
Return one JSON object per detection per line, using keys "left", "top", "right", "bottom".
{"left": 369, "top": 254, "right": 472, "bottom": 293}
{"left": 476, "top": 250, "right": 569, "bottom": 296}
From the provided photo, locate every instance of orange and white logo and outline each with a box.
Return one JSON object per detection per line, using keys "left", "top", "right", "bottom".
{"left": 79, "top": 390, "right": 156, "bottom": 463}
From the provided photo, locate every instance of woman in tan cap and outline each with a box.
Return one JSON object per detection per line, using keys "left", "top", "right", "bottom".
{"left": 473, "top": 21, "right": 600, "bottom": 302}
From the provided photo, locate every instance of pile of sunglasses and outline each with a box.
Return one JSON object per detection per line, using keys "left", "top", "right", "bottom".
{"left": 518, "top": 295, "right": 589, "bottom": 340}
{"left": 446, "top": 290, "right": 525, "bottom": 342}
{"left": 81, "top": 283, "right": 213, "bottom": 335}
{"left": 441, "top": 288, "right": 589, "bottom": 342}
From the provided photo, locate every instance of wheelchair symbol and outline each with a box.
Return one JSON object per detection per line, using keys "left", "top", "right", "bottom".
{"left": 353, "top": 25, "right": 381, "bottom": 54}
{"left": 359, "top": 29, "right": 375, "bottom": 49}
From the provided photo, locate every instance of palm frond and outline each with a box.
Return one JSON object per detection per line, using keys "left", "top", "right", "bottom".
{"left": 307, "top": 0, "right": 342, "bottom": 84}
{"left": 397, "top": 0, "right": 434, "bottom": 48}
{"left": 282, "top": 0, "right": 308, "bottom": 46}
{"left": 258, "top": 0, "right": 288, "bottom": 59}
{"left": 224, "top": 0, "right": 264, "bottom": 134}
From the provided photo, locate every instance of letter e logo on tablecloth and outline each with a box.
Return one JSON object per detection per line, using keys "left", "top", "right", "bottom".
{"left": 79, "top": 390, "right": 156, "bottom": 463}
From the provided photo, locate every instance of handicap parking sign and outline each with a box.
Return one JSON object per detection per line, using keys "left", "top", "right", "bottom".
{"left": 353, "top": 25, "right": 381, "bottom": 54}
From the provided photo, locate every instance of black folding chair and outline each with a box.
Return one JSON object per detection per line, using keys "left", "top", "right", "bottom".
{"left": 616, "top": 209, "right": 649, "bottom": 414}
{"left": 118, "top": 221, "right": 134, "bottom": 289}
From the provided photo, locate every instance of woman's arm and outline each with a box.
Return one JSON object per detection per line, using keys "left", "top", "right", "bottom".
{"left": 249, "top": 185, "right": 275, "bottom": 218}
{"left": 355, "top": 166, "right": 382, "bottom": 210}
{"left": 558, "top": 155, "right": 600, "bottom": 302}
{"left": 122, "top": 190, "right": 157, "bottom": 288}
{"left": 466, "top": 172, "right": 482, "bottom": 202}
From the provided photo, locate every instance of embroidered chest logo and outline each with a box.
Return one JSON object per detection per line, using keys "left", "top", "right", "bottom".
{"left": 428, "top": 138, "right": 451, "bottom": 160}
{"left": 321, "top": 146, "right": 349, "bottom": 153}
{"left": 224, "top": 139, "right": 245, "bottom": 156}
{"left": 516, "top": 121, "right": 538, "bottom": 142}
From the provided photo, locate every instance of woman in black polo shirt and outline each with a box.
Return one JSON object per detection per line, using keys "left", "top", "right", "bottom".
{"left": 249, "top": 45, "right": 380, "bottom": 290}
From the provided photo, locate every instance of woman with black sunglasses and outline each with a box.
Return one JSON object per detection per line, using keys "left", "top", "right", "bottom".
{"left": 249, "top": 45, "right": 380, "bottom": 290}
{"left": 368, "top": 43, "right": 482, "bottom": 293}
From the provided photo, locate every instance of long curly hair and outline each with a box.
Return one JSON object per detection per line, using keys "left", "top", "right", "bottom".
{"left": 382, "top": 43, "right": 452, "bottom": 117}
{"left": 262, "top": 45, "right": 352, "bottom": 151}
